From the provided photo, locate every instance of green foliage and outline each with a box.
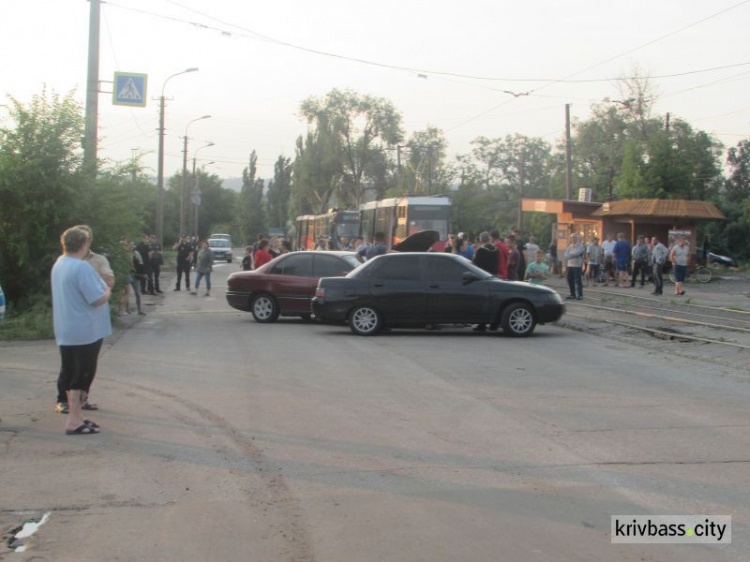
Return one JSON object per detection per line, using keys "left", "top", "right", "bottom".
{"left": 238, "top": 151, "right": 266, "bottom": 243}
{"left": 267, "top": 155, "right": 292, "bottom": 230}
{"left": 297, "top": 89, "right": 404, "bottom": 208}
{"left": 0, "top": 293, "right": 54, "bottom": 340}
{"left": 191, "top": 170, "right": 238, "bottom": 240}
{"left": 0, "top": 90, "right": 85, "bottom": 301}
{"left": 452, "top": 134, "right": 552, "bottom": 236}
{"left": 572, "top": 104, "right": 627, "bottom": 200}
{"left": 291, "top": 131, "right": 340, "bottom": 215}
{"left": 395, "top": 126, "right": 454, "bottom": 196}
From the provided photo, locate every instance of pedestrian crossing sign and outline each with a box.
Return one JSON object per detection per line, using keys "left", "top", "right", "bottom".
{"left": 113, "top": 72, "right": 147, "bottom": 107}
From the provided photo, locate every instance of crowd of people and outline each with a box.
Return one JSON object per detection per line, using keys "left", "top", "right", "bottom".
{"left": 50, "top": 223, "right": 702, "bottom": 434}
{"left": 438, "top": 229, "right": 693, "bottom": 301}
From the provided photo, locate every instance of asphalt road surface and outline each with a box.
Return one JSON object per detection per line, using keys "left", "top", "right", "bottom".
{"left": 1, "top": 261, "right": 748, "bottom": 561}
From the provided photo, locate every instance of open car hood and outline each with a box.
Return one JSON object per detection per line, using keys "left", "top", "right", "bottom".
{"left": 392, "top": 230, "right": 441, "bottom": 252}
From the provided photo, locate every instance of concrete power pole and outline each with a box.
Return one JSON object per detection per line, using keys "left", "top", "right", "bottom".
{"left": 83, "top": 0, "right": 100, "bottom": 176}
{"left": 565, "top": 104, "right": 572, "bottom": 200}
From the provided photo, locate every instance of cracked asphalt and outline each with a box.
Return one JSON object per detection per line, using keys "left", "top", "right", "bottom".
{"left": 1, "top": 263, "right": 749, "bottom": 561}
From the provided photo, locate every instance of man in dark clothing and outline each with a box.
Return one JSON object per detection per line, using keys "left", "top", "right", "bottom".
{"left": 149, "top": 234, "right": 163, "bottom": 293}
{"left": 172, "top": 234, "right": 194, "bottom": 291}
{"left": 630, "top": 235, "right": 649, "bottom": 288}
{"left": 472, "top": 232, "right": 499, "bottom": 275}
{"left": 472, "top": 232, "right": 499, "bottom": 332}
{"left": 512, "top": 229, "right": 527, "bottom": 280}
{"left": 135, "top": 234, "right": 154, "bottom": 295}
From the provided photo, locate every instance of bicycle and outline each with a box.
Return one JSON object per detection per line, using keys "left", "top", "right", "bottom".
{"left": 664, "top": 261, "right": 712, "bottom": 284}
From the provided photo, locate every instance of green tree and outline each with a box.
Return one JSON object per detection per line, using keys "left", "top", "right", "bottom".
{"left": 704, "top": 139, "right": 750, "bottom": 260}
{"left": 615, "top": 139, "right": 648, "bottom": 198}
{"left": 572, "top": 103, "right": 628, "bottom": 200}
{"left": 395, "top": 126, "right": 454, "bottom": 196}
{"left": 0, "top": 90, "right": 84, "bottom": 301}
{"left": 266, "top": 155, "right": 292, "bottom": 230}
{"left": 299, "top": 89, "right": 403, "bottom": 208}
{"left": 194, "top": 169, "right": 238, "bottom": 239}
{"left": 454, "top": 134, "right": 551, "bottom": 235}
{"left": 238, "top": 151, "right": 266, "bottom": 243}
{"left": 291, "top": 127, "right": 341, "bottom": 216}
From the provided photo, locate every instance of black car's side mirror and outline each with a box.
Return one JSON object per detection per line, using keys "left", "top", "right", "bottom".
{"left": 462, "top": 271, "right": 479, "bottom": 284}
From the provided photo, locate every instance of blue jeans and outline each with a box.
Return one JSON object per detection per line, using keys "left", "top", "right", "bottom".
{"left": 194, "top": 271, "right": 211, "bottom": 292}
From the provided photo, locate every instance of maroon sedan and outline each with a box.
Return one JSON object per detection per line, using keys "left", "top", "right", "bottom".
{"left": 226, "top": 251, "right": 362, "bottom": 323}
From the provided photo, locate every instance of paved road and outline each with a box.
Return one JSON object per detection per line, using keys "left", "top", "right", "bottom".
{"left": 1, "top": 261, "right": 748, "bottom": 561}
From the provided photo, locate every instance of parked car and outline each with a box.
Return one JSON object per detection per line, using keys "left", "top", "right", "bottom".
{"left": 226, "top": 251, "right": 362, "bottom": 322}
{"left": 312, "top": 253, "right": 565, "bottom": 337}
{"left": 708, "top": 251, "right": 736, "bottom": 267}
{"left": 208, "top": 238, "right": 234, "bottom": 263}
{"left": 210, "top": 233, "right": 232, "bottom": 246}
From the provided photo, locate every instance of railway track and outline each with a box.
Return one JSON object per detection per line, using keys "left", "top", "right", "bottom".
{"left": 547, "top": 280, "right": 750, "bottom": 365}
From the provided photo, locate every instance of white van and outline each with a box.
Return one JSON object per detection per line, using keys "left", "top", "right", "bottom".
{"left": 210, "top": 233, "right": 232, "bottom": 247}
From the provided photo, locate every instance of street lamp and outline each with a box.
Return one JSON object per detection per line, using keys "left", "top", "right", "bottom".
{"left": 180, "top": 115, "right": 211, "bottom": 234}
{"left": 155, "top": 67, "right": 198, "bottom": 248}
{"left": 191, "top": 144, "right": 215, "bottom": 238}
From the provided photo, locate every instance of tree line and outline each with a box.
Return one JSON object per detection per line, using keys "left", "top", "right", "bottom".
{"left": 1, "top": 79, "right": 748, "bottom": 310}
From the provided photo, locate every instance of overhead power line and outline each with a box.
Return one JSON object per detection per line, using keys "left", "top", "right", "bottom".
{"left": 103, "top": 0, "right": 750, "bottom": 84}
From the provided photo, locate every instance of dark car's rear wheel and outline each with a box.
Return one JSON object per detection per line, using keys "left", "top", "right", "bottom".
{"left": 501, "top": 303, "right": 536, "bottom": 337}
{"left": 349, "top": 306, "right": 382, "bottom": 336}
{"left": 251, "top": 293, "right": 280, "bottom": 323}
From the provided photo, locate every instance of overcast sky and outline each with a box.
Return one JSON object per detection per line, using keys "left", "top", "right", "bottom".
{"left": 2, "top": 0, "right": 749, "bottom": 181}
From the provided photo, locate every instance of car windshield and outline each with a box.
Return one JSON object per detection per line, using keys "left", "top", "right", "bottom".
{"left": 209, "top": 240, "right": 230, "bottom": 248}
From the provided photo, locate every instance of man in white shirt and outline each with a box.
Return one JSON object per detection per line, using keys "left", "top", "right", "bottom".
{"left": 601, "top": 233, "right": 616, "bottom": 286}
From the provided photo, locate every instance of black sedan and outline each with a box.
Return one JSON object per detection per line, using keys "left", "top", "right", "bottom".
{"left": 226, "top": 251, "right": 361, "bottom": 322}
{"left": 312, "top": 253, "right": 565, "bottom": 336}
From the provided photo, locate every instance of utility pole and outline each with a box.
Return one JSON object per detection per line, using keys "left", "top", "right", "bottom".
{"left": 565, "top": 104, "right": 572, "bottom": 200}
{"left": 83, "top": 0, "right": 100, "bottom": 177}
{"left": 156, "top": 95, "right": 166, "bottom": 247}
{"left": 518, "top": 153, "right": 526, "bottom": 232}
{"left": 180, "top": 134, "right": 189, "bottom": 234}
{"left": 665, "top": 112, "right": 671, "bottom": 133}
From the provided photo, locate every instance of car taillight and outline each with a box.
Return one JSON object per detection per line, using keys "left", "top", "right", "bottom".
{"left": 315, "top": 287, "right": 326, "bottom": 298}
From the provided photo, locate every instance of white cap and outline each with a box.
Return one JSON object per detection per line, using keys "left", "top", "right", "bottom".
{"left": 458, "top": 232, "right": 465, "bottom": 239}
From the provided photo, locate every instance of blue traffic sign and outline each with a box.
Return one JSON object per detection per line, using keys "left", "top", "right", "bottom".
{"left": 113, "top": 72, "right": 147, "bottom": 107}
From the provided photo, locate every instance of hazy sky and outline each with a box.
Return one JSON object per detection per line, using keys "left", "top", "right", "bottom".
{"left": 2, "top": 0, "right": 749, "bottom": 180}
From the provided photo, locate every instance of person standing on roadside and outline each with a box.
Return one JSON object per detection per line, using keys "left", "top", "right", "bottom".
{"left": 241, "top": 246, "right": 253, "bottom": 271}
{"left": 506, "top": 235, "right": 520, "bottom": 281}
{"left": 52, "top": 227, "right": 111, "bottom": 435}
{"left": 254, "top": 239, "right": 274, "bottom": 269}
{"left": 135, "top": 234, "right": 154, "bottom": 295}
{"left": 630, "top": 235, "right": 650, "bottom": 288}
{"left": 149, "top": 234, "right": 163, "bottom": 293}
{"left": 651, "top": 236, "right": 669, "bottom": 295}
{"left": 585, "top": 237, "right": 602, "bottom": 287}
{"left": 129, "top": 240, "right": 147, "bottom": 316}
{"left": 490, "top": 229, "right": 509, "bottom": 280}
{"left": 524, "top": 236, "right": 540, "bottom": 269}
{"left": 525, "top": 250, "right": 550, "bottom": 285}
{"left": 601, "top": 233, "right": 616, "bottom": 286}
{"left": 173, "top": 234, "right": 194, "bottom": 291}
{"left": 471, "top": 232, "right": 499, "bottom": 332}
{"left": 613, "top": 232, "right": 632, "bottom": 288}
{"left": 191, "top": 239, "right": 214, "bottom": 296}
{"left": 564, "top": 233, "right": 585, "bottom": 299}
{"left": 670, "top": 236, "right": 689, "bottom": 296}
{"left": 54, "top": 225, "right": 114, "bottom": 415}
